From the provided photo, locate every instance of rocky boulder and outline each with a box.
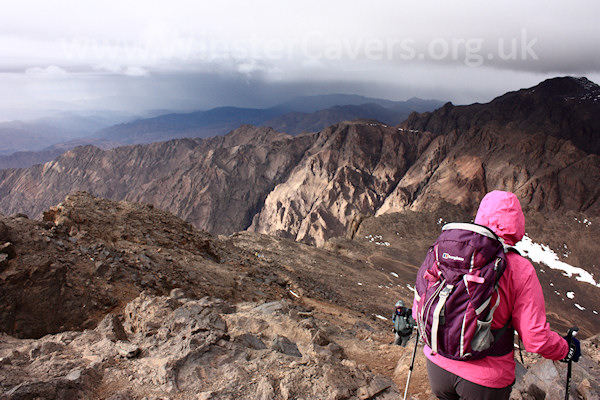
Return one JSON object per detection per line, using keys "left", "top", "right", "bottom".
{"left": 0, "top": 291, "right": 401, "bottom": 399}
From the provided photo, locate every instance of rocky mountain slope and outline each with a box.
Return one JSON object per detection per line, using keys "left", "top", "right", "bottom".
{"left": 1, "top": 192, "right": 598, "bottom": 399}
{"left": 2, "top": 77, "right": 598, "bottom": 246}
{"left": 263, "top": 102, "right": 434, "bottom": 135}
{"left": 0, "top": 125, "right": 315, "bottom": 235}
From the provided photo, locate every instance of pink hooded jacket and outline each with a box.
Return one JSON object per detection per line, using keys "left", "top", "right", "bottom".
{"left": 414, "top": 190, "right": 569, "bottom": 388}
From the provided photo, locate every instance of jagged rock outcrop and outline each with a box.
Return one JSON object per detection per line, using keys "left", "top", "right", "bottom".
{"left": 249, "top": 121, "right": 432, "bottom": 245}
{"left": 0, "top": 191, "right": 243, "bottom": 339}
{"left": 510, "top": 333, "right": 600, "bottom": 399}
{"left": 403, "top": 76, "right": 600, "bottom": 155}
{"left": 0, "top": 292, "right": 401, "bottom": 399}
{"left": 0, "top": 125, "right": 315, "bottom": 235}
{"left": 377, "top": 123, "right": 600, "bottom": 217}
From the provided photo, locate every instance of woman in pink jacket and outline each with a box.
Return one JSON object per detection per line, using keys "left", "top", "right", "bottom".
{"left": 416, "top": 190, "right": 580, "bottom": 399}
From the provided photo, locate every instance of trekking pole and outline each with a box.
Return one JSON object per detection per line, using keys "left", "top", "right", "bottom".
{"left": 517, "top": 331, "right": 524, "bottom": 365}
{"left": 564, "top": 326, "right": 579, "bottom": 400}
{"left": 403, "top": 329, "right": 419, "bottom": 400}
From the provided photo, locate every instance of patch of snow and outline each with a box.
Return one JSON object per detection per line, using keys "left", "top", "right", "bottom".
{"left": 574, "top": 217, "right": 592, "bottom": 227}
{"left": 357, "top": 282, "right": 363, "bottom": 286}
{"left": 289, "top": 290, "right": 300, "bottom": 298}
{"left": 390, "top": 272, "right": 399, "bottom": 278}
{"left": 566, "top": 291, "right": 575, "bottom": 299}
{"left": 375, "top": 314, "right": 388, "bottom": 321}
{"left": 365, "top": 234, "right": 390, "bottom": 246}
{"left": 515, "top": 235, "right": 600, "bottom": 288}
{"left": 407, "top": 283, "right": 414, "bottom": 292}
{"left": 593, "top": 310, "right": 598, "bottom": 315}
{"left": 575, "top": 304, "right": 585, "bottom": 311}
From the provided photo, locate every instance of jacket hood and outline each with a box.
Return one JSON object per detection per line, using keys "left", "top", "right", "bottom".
{"left": 474, "top": 191, "right": 525, "bottom": 246}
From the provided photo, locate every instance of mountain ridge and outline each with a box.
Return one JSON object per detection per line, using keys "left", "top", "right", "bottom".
{"left": 0, "top": 95, "right": 444, "bottom": 169}
{"left": 1, "top": 78, "right": 599, "bottom": 240}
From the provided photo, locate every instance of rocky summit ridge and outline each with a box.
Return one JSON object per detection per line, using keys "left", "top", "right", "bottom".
{"left": 0, "top": 192, "right": 599, "bottom": 399}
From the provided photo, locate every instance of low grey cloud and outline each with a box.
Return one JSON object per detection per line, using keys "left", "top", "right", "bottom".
{"left": 1, "top": 0, "right": 599, "bottom": 117}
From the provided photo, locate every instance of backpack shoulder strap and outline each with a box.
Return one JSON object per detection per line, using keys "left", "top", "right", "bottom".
{"left": 505, "top": 245, "right": 521, "bottom": 256}
{"left": 442, "top": 222, "right": 499, "bottom": 241}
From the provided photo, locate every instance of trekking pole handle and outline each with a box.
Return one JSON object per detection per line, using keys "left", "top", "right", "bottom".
{"left": 564, "top": 326, "right": 579, "bottom": 400}
{"left": 566, "top": 327, "right": 579, "bottom": 342}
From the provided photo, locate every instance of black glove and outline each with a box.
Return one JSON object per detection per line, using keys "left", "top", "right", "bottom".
{"left": 560, "top": 336, "right": 581, "bottom": 363}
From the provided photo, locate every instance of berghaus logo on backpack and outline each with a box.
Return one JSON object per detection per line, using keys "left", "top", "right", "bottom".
{"left": 414, "top": 222, "right": 514, "bottom": 361}
{"left": 441, "top": 253, "right": 465, "bottom": 262}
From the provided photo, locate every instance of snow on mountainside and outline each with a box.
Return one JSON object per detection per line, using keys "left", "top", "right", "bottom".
{"left": 515, "top": 234, "right": 599, "bottom": 317}
{"left": 516, "top": 234, "right": 599, "bottom": 289}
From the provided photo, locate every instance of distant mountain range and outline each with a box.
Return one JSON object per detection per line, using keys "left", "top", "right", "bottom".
{"left": 0, "top": 113, "right": 108, "bottom": 155}
{"left": 0, "top": 95, "right": 444, "bottom": 169}
{"left": 89, "top": 95, "right": 443, "bottom": 144}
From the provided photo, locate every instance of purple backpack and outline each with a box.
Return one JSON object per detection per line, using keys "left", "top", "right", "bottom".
{"left": 415, "top": 223, "right": 513, "bottom": 360}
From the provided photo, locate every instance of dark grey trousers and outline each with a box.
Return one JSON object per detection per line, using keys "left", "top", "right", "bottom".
{"left": 394, "top": 333, "right": 411, "bottom": 347}
{"left": 426, "top": 359, "right": 513, "bottom": 400}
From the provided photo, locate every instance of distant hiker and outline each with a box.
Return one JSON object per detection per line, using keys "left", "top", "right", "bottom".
{"left": 414, "top": 190, "right": 581, "bottom": 399}
{"left": 392, "top": 300, "right": 415, "bottom": 346}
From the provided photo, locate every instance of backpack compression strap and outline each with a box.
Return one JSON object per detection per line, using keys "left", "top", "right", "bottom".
{"left": 431, "top": 283, "right": 454, "bottom": 355}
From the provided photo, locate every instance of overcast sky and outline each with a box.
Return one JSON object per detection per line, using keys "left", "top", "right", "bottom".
{"left": 1, "top": 0, "right": 599, "bottom": 119}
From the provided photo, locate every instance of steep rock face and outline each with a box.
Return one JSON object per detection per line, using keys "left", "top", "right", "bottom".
{"left": 376, "top": 77, "right": 600, "bottom": 217}
{"left": 403, "top": 76, "right": 600, "bottom": 154}
{"left": 0, "top": 126, "right": 314, "bottom": 235}
{"left": 378, "top": 127, "right": 600, "bottom": 216}
{"left": 249, "top": 122, "right": 433, "bottom": 245}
